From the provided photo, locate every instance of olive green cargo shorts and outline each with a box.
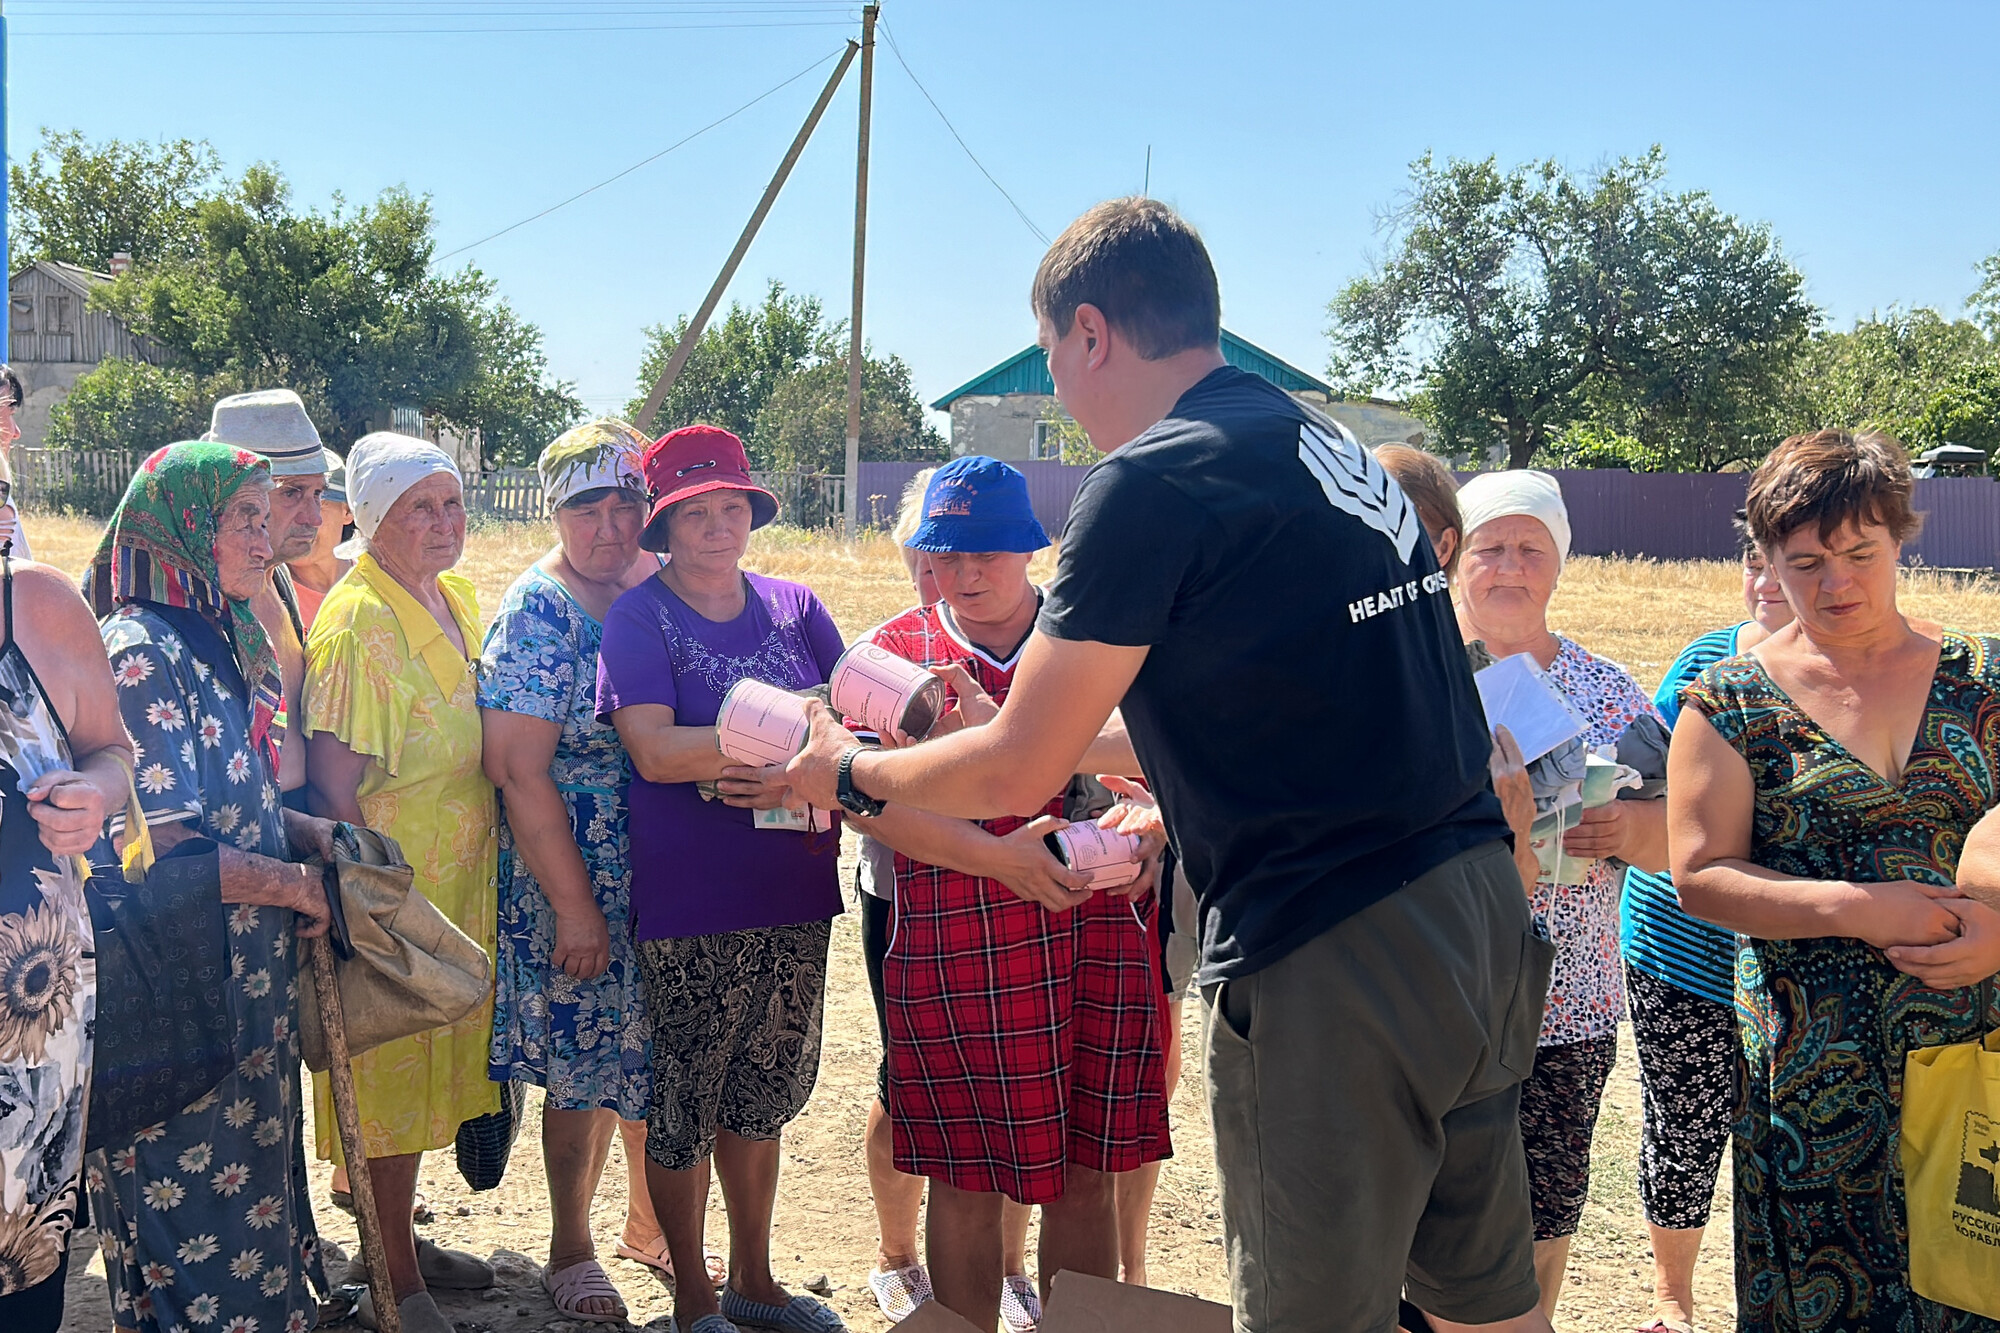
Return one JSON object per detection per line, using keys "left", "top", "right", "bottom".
{"left": 1203, "top": 841, "right": 1554, "bottom": 1332}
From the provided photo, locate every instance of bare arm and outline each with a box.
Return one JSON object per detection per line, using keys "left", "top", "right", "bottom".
{"left": 788, "top": 634, "right": 1148, "bottom": 819}
{"left": 607, "top": 702, "right": 735, "bottom": 785}
{"left": 1078, "top": 709, "right": 1143, "bottom": 780}
{"left": 482, "top": 708, "right": 610, "bottom": 980}
{"left": 1670, "top": 707, "right": 1958, "bottom": 946}
{"left": 856, "top": 805, "right": 1091, "bottom": 913}
{"left": 151, "top": 818, "right": 330, "bottom": 936}
{"left": 13, "top": 562, "right": 136, "bottom": 856}
{"left": 304, "top": 730, "right": 370, "bottom": 825}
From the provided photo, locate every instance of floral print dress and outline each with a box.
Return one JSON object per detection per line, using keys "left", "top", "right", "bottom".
{"left": 480, "top": 566, "right": 650, "bottom": 1118}
{"left": 1535, "top": 635, "right": 1662, "bottom": 1046}
{"left": 1685, "top": 630, "right": 2000, "bottom": 1333}
{"left": 0, "top": 575, "right": 92, "bottom": 1304}
{"left": 89, "top": 605, "right": 324, "bottom": 1333}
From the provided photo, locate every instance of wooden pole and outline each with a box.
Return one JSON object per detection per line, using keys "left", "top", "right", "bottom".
{"left": 633, "top": 41, "right": 860, "bottom": 435}
{"left": 311, "top": 935, "right": 400, "bottom": 1333}
{"left": 842, "top": 4, "right": 878, "bottom": 538}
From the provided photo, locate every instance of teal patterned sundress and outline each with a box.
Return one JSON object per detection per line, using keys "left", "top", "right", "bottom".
{"left": 479, "top": 566, "right": 650, "bottom": 1118}
{"left": 1684, "top": 629, "right": 2000, "bottom": 1333}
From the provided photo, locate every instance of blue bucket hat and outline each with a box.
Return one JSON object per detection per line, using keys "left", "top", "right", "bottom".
{"left": 907, "top": 455, "right": 1050, "bottom": 553}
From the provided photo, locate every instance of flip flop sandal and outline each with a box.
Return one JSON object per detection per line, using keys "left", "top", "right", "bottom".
{"left": 331, "top": 1188, "right": 434, "bottom": 1224}
{"left": 544, "top": 1258, "right": 630, "bottom": 1325}
{"left": 719, "top": 1288, "right": 848, "bottom": 1333}
{"left": 617, "top": 1238, "right": 727, "bottom": 1288}
{"left": 1636, "top": 1322, "right": 1696, "bottom": 1333}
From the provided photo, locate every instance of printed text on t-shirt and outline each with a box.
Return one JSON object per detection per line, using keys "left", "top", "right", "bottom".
{"left": 1349, "top": 569, "right": 1451, "bottom": 623}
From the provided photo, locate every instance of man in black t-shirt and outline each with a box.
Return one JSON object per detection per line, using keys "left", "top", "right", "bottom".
{"left": 788, "top": 199, "right": 1556, "bottom": 1333}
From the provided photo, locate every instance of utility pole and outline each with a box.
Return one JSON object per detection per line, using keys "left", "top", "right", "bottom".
{"left": 633, "top": 41, "right": 859, "bottom": 434}
{"left": 841, "top": 4, "right": 878, "bottom": 538}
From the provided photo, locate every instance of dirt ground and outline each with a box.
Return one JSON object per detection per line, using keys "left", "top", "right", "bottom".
{"left": 33, "top": 511, "right": 2000, "bottom": 1333}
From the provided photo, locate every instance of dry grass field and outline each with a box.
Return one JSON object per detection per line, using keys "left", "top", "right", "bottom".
{"left": 31, "top": 507, "right": 2000, "bottom": 1333}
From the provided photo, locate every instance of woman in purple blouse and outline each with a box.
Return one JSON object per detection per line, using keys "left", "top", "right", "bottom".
{"left": 595, "top": 425, "right": 847, "bottom": 1333}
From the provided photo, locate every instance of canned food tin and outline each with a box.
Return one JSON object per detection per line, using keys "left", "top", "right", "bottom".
{"left": 1044, "top": 822, "right": 1145, "bottom": 889}
{"left": 716, "top": 678, "right": 814, "bottom": 768}
{"left": 828, "top": 642, "right": 948, "bottom": 740}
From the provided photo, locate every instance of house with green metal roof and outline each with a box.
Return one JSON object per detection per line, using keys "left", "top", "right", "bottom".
{"left": 929, "top": 328, "right": 1428, "bottom": 460}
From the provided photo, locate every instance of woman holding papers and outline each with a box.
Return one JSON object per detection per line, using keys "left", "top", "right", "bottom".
{"left": 1454, "top": 469, "right": 1670, "bottom": 1325}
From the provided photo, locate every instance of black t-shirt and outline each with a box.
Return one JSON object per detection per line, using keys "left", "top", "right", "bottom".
{"left": 1039, "top": 366, "right": 1508, "bottom": 983}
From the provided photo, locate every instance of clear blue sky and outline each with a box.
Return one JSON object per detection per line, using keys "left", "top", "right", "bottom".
{"left": 8, "top": 0, "right": 1998, "bottom": 426}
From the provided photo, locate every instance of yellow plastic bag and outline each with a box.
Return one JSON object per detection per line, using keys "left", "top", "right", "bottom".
{"left": 1901, "top": 1024, "right": 2000, "bottom": 1318}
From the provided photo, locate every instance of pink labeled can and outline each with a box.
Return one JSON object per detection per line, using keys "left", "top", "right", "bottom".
{"left": 1045, "top": 823, "right": 1145, "bottom": 889}
{"left": 828, "top": 642, "right": 948, "bottom": 740}
{"left": 716, "top": 678, "right": 813, "bottom": 768}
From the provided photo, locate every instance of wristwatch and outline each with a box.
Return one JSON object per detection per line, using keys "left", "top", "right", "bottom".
{"left": 836, "top": 746, "right": 887, "bottom": 817}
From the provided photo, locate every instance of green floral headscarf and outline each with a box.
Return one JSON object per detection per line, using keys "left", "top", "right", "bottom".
{"left": 83, "top": 441, "right": 284, "bottom": 765}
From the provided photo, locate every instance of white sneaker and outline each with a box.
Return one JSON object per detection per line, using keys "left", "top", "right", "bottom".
{"left": 1000, "top": 1274, "right": 1041, "bottom": 1333}
{"left": 868, "top": 1263, "right": 934, "bottom": 1323}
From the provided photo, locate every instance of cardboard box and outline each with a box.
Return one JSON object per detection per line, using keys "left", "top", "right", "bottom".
{"left": 892, "top": 1271, "right": 1233, "bottom": 1333}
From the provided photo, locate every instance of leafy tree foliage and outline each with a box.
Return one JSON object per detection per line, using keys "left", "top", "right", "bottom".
{"left": 9, "top": 128, "right": 221, "bottom": 270}
{"left": 1328, "top": 149, "right": 1814, "bottom": 470}
{"left": 95, "top": 165, "right": 577, "bottom": 463}
{"left": 44, "top": 358, "right": 213, "bottom": 455}
{"left": 1791, "top": 308, "right": 1994, "bottom": 445}
{"left": 1035, "top": 400, "right": 1097, "bottom": 465}
{"left": 628, "top": 280, "right": 945, "bottom": 471}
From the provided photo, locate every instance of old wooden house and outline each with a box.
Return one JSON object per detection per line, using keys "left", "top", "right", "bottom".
{"left": 7, "top": 259, "right": 170, "bottom": 448}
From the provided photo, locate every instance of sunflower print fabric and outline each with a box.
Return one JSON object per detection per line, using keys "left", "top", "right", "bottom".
{"left": 1683, "top": 629, "right": 2000, "bottom": 1333}
{"left": 0, "top": 630, "right": 92, "bottom": 1299}
{"left": 87, "top": 604, "right": 325, "bottom": 1333}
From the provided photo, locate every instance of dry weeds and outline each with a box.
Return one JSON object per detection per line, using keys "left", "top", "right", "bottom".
{"left": 33, "top": 509, "right": 2000, "bottom": 1332}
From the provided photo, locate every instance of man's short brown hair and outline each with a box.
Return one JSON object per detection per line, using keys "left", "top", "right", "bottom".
{"left": 1745, "top": 428, "right": 1924, "bottom": 549}
{"left": 1031, "top": 197, "right": 1221, "bottom": 359}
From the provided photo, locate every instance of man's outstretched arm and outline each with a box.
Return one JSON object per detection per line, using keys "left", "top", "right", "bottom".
{"left": 787, "top": 633, "right": 1148, "bottom": 820}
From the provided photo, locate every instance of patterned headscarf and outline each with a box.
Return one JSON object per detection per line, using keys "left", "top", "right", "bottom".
{"left": 537, "top": 417, "right": 647, "bottom": 510}
{"left": 84, "top": 441, "right": 284, "bottom": 765}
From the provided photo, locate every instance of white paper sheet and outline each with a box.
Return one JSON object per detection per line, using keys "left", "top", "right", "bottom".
{"left": 1475, "top": 652, "right": 1586, "bottom": 764}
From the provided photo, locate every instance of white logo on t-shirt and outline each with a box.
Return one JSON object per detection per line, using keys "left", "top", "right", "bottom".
{"left": 1295, "top": 414, "right": 1422, "bottom": 565}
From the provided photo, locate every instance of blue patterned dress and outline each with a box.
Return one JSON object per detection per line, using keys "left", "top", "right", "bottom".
{"left": 88, "top": 605, "right": 324, "bottom": 1333}
{"left": 480, "top": 566, "right": 650, "bottom": 1118}
{"left": 1684, "top": 630, "right": 2000, "bottom": 1333}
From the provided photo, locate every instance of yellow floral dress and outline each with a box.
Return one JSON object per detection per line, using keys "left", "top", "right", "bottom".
{"left": 304, "top": 553, "right": 501, "bottom": 1159}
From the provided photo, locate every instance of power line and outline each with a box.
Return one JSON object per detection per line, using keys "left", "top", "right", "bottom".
{"left": 877, "top": 20, "right": 1048, "bottom": 247}
{"left": 18, "top": 19, "right": 853, "bottom": 35}
{"left": 435, "top": 43, "right": 848, "bottom": 261}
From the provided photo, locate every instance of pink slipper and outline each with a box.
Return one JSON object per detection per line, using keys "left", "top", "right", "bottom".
{"left": 544, "top": 1258, "right": 628, "bottom": 1325}
{"left": 616, "top": 1237, "right": 727, "bottom": 1288}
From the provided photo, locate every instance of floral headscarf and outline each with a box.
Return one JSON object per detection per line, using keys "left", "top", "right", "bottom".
{"left": 537, "top": 418, "right": 648, "bottom": 510}
{"left": 84, "top": 442, "right": 284, "bottom": 765}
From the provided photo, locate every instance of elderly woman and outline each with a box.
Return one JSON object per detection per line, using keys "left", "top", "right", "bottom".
{"left": 0, "top": 365, "right": 28, "bottom": 559}
{"left": 81, "top": 442, "right": 336, "bottom": 1333}
{"left": 1453, "top": 468, "right": 1669, "bottom": 1323}
{"left": 303, "top": 433, "right": 500, "bottom": 1333}
{"left": 0, "top": 550, "right": 132, "bottom": 1333}
{"left": 1673, "top": 430, "right": 2000, "bottom": 1333}
{"left": 596, "top": 424, "right": 847, "bottom": 1333}
{"left": 1619, "top": 511, "right": 1793, "bottom": 1333}
{"left": 479, "top": 420, "right": 671, "bottom": 1323}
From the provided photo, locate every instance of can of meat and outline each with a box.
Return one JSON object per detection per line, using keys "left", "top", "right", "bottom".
{"left": 828, "top": 642, "right": 948, "bottom": 740}
{"left": 716, "top": 678, "right": 814, "bottom": 768}
{"left": 1044, "top": 823, "right": 1145, "bottom": 889}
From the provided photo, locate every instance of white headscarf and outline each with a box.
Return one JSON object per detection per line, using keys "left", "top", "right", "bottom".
{"left": 1456, "top": 469, "right": 1572, "bottom": 568}
{"left": 333, "top": 432, "right": 462, "bottom": 559}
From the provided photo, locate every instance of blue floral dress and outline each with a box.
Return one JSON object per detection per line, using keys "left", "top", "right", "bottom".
{"left": 88, "top": 605, "right": 324, "bottom": 1333}
{"left": 480, "top": 566, "right": 650, "bottom": 1118}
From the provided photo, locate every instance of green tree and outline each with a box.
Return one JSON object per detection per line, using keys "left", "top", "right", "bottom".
{"left": 1035, "top": 400, "right": 1097, "bottom": 465}
{"left": 1327, "top": 148, "right": 1814, "bottom": 470}
{"left": 755, "top": 353, "right": 947, "bottom": 474}
{"left": 98, "top": 164, "right": 578, "bottom": 463}
{"left": 626, "top": 282, "right": 839, "bottom": 449}
{"left": 1971, "top": 250, "right": 2000, "bottom": 341}
{"left": 9, "top": 128, "right": 221, "bottom": 270}
{"left": 44, "top": 357, "right": 214, "bottom": 455}
{"left": 1792, "top": 308, "right": 1996, "bottom": 444}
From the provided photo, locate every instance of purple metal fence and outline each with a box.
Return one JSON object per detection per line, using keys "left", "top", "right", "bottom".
{"left": 855, "top": 461, "right": 2000, "bottom": 568}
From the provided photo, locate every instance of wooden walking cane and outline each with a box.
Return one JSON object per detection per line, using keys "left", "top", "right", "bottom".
{"left": 310, "top": 933, "right": 402, "bottom": 1333}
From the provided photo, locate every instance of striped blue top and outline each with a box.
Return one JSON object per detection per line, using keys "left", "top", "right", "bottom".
{"left": 1618, "top": 624, "right": 1744, "bottom": 1006}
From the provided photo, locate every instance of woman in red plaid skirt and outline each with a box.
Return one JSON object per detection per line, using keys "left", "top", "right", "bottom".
{"left": 846, "top": 457, "right": 1171, "bottom": 1331}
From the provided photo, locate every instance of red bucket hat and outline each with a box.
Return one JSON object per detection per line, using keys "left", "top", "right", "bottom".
{"left": 638, "top": 424, "right": 780, "bottom": 551}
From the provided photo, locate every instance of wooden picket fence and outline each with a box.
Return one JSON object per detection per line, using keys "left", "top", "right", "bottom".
{"left": 8, "top": 447, "right": 851, "bottom": 530}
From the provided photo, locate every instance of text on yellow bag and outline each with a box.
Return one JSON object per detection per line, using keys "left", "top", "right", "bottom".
{"left": 1902, "top": 1024, "right": 2000, "bottom": 1319}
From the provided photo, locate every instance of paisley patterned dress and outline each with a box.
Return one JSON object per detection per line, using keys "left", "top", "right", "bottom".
{"left": 1684, "top": 629, "right": 2000, "bottom": 1333}
{"left": 479, "top": 566, "right": 650, "bottom": 1118}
